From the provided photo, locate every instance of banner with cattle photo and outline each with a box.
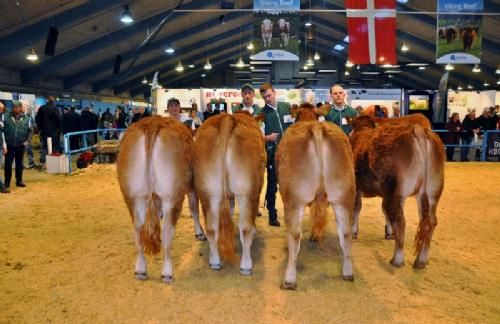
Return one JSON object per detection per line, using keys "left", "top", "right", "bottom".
{"left": 252, "top": 0, "right": 300, "bottom": 61}
{"left": 436, "top": 0, "right": 483, "bottom": 64}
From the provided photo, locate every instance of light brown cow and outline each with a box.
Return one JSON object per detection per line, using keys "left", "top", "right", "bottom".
{"left": 352, "top": 113, "right": 431, "bottom": 130}
{"left": 117, "top": 116, "right": 204, "bottom": 282}
{"left": 194, "top": 113, "right": 266, "bottom": 275}
{"left": 277, "top": 104, "right": 356, "bottom": 289}
{"left": 350, "top": 119, "right": 445, "bottom": 269}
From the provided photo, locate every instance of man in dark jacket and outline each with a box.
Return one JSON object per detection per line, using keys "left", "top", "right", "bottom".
{"left": 259, "top": 82, "right": 293, "bottom": 227}
{"left": 461, "top": 109, "right": 480, "bottom": 162}
{"left": 3, "top": 101, "right": 32, "bottom": 189}
{"left": 62, "top": 106, "right": 81, "bottom": 150}
{"left": 80, "top": 107, "right": 99, "bottom": 146}
{"left": 131, "top": 106, "right": 150, "bottom": 123}
{"left": 35, "top": 96, "right": 61, "bottom": 163}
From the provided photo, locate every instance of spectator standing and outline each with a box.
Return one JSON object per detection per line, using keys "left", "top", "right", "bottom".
{"left": 21, "top": 104, "right": 36, "bottom": 169}
{"left": 233, "top": 84, "right": 262, "bottom": 116}
{"left": 325, "top": 84, "right": 358, "bottom": 135}
{"left": 461, "top": 109, "right": 480, "bottom": 162}
{"left": 444, "top": 112, "right": 462, "bottom": 161}
{"left": 131, "top": 106, "right": 150, "bottom": 123}
{"left": 62, "top": 106, "right": 81, "bottom": 151}
{"left": 3, "top": 101, "right": 32, "bottom": 189}
{"left": 35, "top": 95, "right": 61, "bottom": 164}
{"left": 0, "top": 101, "right": 8, "bottom": 193}
{"left": 259, "top": 82, "right": 293, "bottom": 227}
{"left": 80, "top": 107, "right": 99, "bottom": 146}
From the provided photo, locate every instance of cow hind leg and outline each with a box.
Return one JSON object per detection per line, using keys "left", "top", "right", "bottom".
{"left": 131, "top": 199, "right": 148, "bottom": 280}
{"left": 188, "top": 190, "right": 206, "bottom": 241}
{"left": 413, "top": 192, "right": 438, "bottom": 269}
{"left": 332, "top": 203, "right": 354, "bottom": 281}
{"left": 282, "top": 205, "right": 305, "bottom": 290}
{"left": 204, "top": 196, "right": 222, "bottom": 270}
{"left": 382, "top": 203, "right": 394, "bottom": 240}
{"left": 237, "top": 195, "right": 256, "bottom": 275}
{"left": 383, "top": 197, "right": 406, "bottom": 267}
{"left": 351, "top": 191, "right": 362, "bottom": 239}
{"left": 160, "top": 200, "right": 179, "bottom": 283}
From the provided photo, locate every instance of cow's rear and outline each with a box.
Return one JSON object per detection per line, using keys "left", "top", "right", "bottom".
{"left": 277, "top": 120, "right": 356, "bottom": 289}
{"left": 117, "top": 116, "right": 194, "bottom": 282}
{"left": 194, "top": 113, "right": 265, "bottom": 274}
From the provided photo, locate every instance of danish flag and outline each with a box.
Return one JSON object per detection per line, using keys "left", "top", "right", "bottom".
{"left": 345, "top": 0, "right": 397, "bottom": 65}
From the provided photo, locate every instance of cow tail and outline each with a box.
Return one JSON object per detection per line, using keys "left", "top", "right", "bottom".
{"left": 413, "top": 125, "right": 431, "bottom": 255}
{"left": 310, "top": 124, "right": 328, "bottom": 242}
{"left": 217, "top": 116, "right": 236, "bottom": 263}
{"left": 140, "top": 126, "right": 162, "bottom": 255}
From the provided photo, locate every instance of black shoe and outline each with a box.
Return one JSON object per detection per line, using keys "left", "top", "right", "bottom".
{"left": 0, "top": 186, "right": 10, "bottom": 193}
{"left": 16, "top": 182, "right": 26, "bottom": 188}
{"left": 269, "top": 220, "right": 281, "bottom": 227}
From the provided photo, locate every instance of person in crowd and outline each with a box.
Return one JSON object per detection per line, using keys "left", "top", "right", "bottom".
{"left": 189, "top": 109, "right": 202, "bottom": 129}
{"left": 114, "top": 106, "right": 128, "bottom": 139}
{"left": 21, "top": 104, "right": 37, "bottom": 169}
{"left": 35, "top": 95, "right": 61, "bottom": 164}
{"left": 3, "top": 101, "right": 32, "bottom": 189}
{"left": 80, "top": 107, "right": 99, "bottom": 146}
{"left": 460, "top": 109, "right": 480, "bottom": 162}
{"left": 203, "top": 103, "right": 215, "bottom": 121}
{"left": 476, "top": 107, "right": 497, "bottom": 161}
{"left": 131, "top": 106, "right": 150, "bottom": 123}
{"left": 259, "top": 82, "right": 293, "bottom": 227}
{"left": 62, "top": 106, "right": 81, "bottom": 150}
{"left": 374, "top": 105, "right": 385, "bottom": 118}
{"left": 392, "top": 102, "right": 401, "bottom": 118}
{"left": 233, "top": 84, "right": 262, "bottom": 116}
{"left": 445, "top": 112, "right": 462, "bottom": 161}
{"left": 100, "top": 108, "right": 114, "bottom": 127}
{"left": 354, "top": 105, "right": 364, "bottom": 115}
{"left": 0, "top": 101, "right": 8, "bottom": 193}
{"left": 324, "top": 84, "right": 358, "bottom": 135}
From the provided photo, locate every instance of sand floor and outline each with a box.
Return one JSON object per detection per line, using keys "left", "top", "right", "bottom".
{"left": 1, "top": 162, "right": 499, "bottom": 323}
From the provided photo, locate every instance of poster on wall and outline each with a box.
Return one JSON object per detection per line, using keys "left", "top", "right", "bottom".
{"left": 436, "top": 0, "right": 483, "bottom": 64}
{"left": 301, "top": 89, "right": 331, "bottom": 105}
{"left": 153, "top": 89, "right": 201, "bottom": 116}
{"left": 446, "top": 90, "right": 495, "bottom": 117}
{"left": 252, "top": 0, "right": 300, "bottom": 61}
{"left": 201, "top": 88, "right": 242, "bottom": 113}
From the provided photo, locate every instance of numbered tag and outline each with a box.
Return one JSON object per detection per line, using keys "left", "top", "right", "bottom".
{"left": 283, "top": 114, "right": 294, "bottom": 123}
{"left": 318, "top": 116, "right": 325, "bottom": 122}
{"left": 341, "top": 117, "right": 348, "bottom": 125}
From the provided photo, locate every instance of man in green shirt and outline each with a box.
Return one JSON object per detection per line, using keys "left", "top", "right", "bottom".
{"left": 325, "top": 84, "right": 358, "bottom": 135}
{"left": 259, "top": 82, "right": 293, "bottom": 227}
{"left": 232, "top": 84, "right": 262, "bottom": 116}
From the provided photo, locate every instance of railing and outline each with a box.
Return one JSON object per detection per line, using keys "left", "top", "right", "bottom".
{"left": 63, "top": 128, "right": 126, "bottom": 174}
{"left": 433, "top": 129, "right": 500, "bottom": 162}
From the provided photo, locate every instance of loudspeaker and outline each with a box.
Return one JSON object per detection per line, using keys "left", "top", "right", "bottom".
{"left": 113, "top": 55, "right": 122, "bottom": 74}
{"left": 44, "top": 27, "right": 59, "bottom": 56}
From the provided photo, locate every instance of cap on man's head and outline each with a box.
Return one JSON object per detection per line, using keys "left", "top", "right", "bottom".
{"left": 12, "top": 100, "right": 22, "bottom": 107}
{"left": 167, "top": 97, "right": 180, "bottom": 107}
{"left": 241, "top": 83, "right": 255, "bottom": 92}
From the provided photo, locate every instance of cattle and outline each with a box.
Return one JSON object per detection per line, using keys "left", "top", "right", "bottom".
{"left": 438, "top": 28, "right": 445, "bottom": 40}
{"left": 193, "top": 113, "right": 266, "bottom": 275}
{"left": 445, "top": 28, "right": 457, "bottom": 44}
{"left": 277, "top": 103, "right": 356, "bottom": 289}
{"left": 277, "top": 18, "right": 290, "bottom": 48}
{"left": 352, "top": 113, "right": 431, "bottom": 130}
{"left": 460, "top": 26, "right": 477, "bottom": 51}
{"left": 117, "top": 116, "right": 205, "bottom": 282}
{"left": 261, "top": 19, "right": 273, "bottom": 48}
{"left": 350, "top": 118, "right": 445, "bottom": 269}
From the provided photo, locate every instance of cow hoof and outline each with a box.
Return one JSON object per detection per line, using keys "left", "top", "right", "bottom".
{"left": 385, "top": 233, "right": 394, "bottom": 240}
{"left": 390, "top": 258, "right": 404, "bottom": 268}
{"left": 412, "top": 260, "right": 427, "bottom": 270}
{"left": 195, "top": 233, "right": 207, "bottom": 241}
{"left": 342, "top": 275, "right": 354, "bottom": 281}
{"left": 134, "top": 272, "right": 147, "bottom": 281}
{"left": 161, "top": 275, "right": 173, "bottom": 283}
{"left": 352, "top": 233, "right": 358, "bottom": 240}
{"left": 240, "top": 268, "right": 253, "bottom": 276}
{"left": 280, "top": 281, "right": 297, "bottom": 290}
{"left": 209, "top": 263, "right": 222, "bottom": 271}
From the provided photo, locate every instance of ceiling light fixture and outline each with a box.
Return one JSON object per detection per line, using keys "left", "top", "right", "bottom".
{"left": 472, "top": 64, "right": 481, "bottom": 73}
{"left": 313, "top": 52, "right": 320, "bottom": 61}
{"left": 419, "top": 66, "right": 426, "bottom": 70}
{"left": 175, "top": 61, "right": 184, "bottom": 72}
{"left": 305, "top": 21, "right": 312, "bottom": 27}
{"left": 345, "top": 60, "right": 354, "bottom": 68}
{"left": 467, "top": 84, "right": 473, "bottom": 89}
{"left": 141, "top": 76, "right": 148, "bottom": 84}
{"left": 204, "top": 59, "right": 212, "bottom": 70}
{"left": 120, "top": 5, "right": 134, "bottom": 24}
{"left": 188, "top": 64, "right": 195, "bottom": 68}
{"left": 345, "top": 70, "right": 350, "bottom": 76}
{"left": 445, "top": 63, "right": 454, "bottom": 71}
{"left": 496, "top": 66, "right": 500, "bottom": 74}
{"left": 401, "top": 42, "right": 409, "bottom": 52}
{"left": 306, "top": 57, "right": 315, "bottom": 66}
{"left": 201, "top": 74, "right": 206, "bottom": 78}
{"left": 236, "top": 56, "right": 245, "bottom": 68}
{"left": 165, "top": 45, "right": 175, "bottom": 54}
{"left": 457, "top": 85, "right": 463, "bottom": 90}
{"left": 483, "top": 80, "right": 490, "bottom": 87}
{"left": 247, "top": 42, "right": 254, "bottom": 50}
{"left": 26, "top": 48, "right": 38, "bottom": 61}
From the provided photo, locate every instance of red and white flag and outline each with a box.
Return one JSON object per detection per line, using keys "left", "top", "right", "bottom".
{"left": 346, "top": 0, "right": 397, "bottom": 65}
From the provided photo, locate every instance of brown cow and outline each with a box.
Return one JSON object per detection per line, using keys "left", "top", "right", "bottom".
{"left": 117, "top": 116, "right": 204, "bottom": 282}
{"left": 461, "top": 26, "right": 477, "bottom": 51}
{"left": 352, "top": 113, "right": 431, "bottom": 130}
{"left": 194, "top": 113, "right": 266, "bottom": 275}
{"left": 277, "top": 103, "right": 356, "bottom": 289}
{"left": 350, "top": 119, "right": 445, "bottom": 269}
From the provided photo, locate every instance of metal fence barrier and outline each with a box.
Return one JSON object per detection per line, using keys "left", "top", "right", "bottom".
{"left": 433, "top": 129, "right": 500, "bottom": 162}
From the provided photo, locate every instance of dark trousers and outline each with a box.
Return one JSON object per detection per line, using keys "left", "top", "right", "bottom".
{"left": 446, "top": 146, "right": 455, "bottom": 161}
{"left": 460, "top": 135, "right": 473, "bottom": 161}
{"left": 265, "top": 144, "right": 278, "bottom": 221}
{"left": 4, "top": 145, "right": 25, "bottom": 187}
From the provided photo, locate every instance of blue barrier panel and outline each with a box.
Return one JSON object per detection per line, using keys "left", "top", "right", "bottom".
{"left": 433, "top": 129, "right": 500, "bottom": 162}
{"left": 63, "top": 128, "right": 126, "bottom": 174}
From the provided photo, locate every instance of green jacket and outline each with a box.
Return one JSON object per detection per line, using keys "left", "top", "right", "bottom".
{"left": 3, "top": 112, "right": 33, "bottom": 147}
{"left": 261, "top": 101, "right": 292, "bottom": 144}
{"left": 232, "top": 103, "right": 262, "bottom": 116}
{"left": 325, "top": 104, "right": 358, "bottom": 135}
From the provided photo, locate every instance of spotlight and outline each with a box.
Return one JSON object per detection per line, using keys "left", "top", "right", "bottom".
{"left": 472, "top": 64, "right": 481, "bottom": 73}
{"left": 445, "top": 63, "right": 454, "bottom": 71}
{"left": 26, "top": 48, "right": 39, "bottom": 61}
{"left": 401, "top": 42, "right": 409, "bottom": 52}
{"left": 120, "top": 5, "right": 134, "bottom": 24}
